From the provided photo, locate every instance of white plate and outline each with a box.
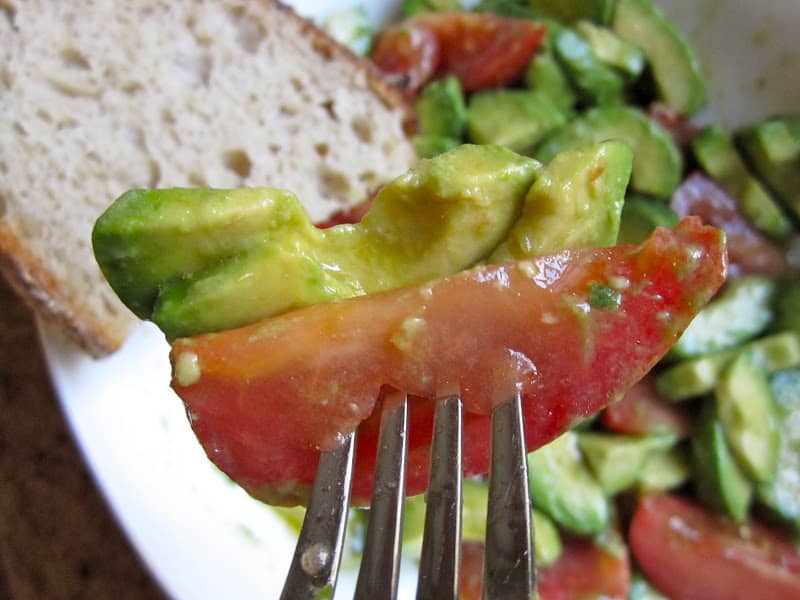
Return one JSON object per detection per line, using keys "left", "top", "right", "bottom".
{"left": 41, "top": 1, "right": 800, "bottom": 599}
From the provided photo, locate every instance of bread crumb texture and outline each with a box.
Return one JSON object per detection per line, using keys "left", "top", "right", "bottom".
{"left": 0, "top": 0, "right": 415, "bottom": 356}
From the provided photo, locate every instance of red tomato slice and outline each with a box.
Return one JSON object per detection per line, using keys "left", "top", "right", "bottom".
{"left": 538, "top": 531, "right": 631, "bottom": 600}
{"left": 314, "top": 189, "right": 377, "bottom": 229}
{"left": 630, "top": 494, "right": 800, "bottom": 600}
{"left": 371, "top": 13, "right": 546, "bottom": 95}
{"left": 458, "top": 532, "right": 631, "bottom": 600}
{"left": 602, "top": 375, "right": 693, "bottom": 438}
{"left": 170, "top": 218, "right": 725, "bottom": 504}
{"left": 671, "top": 172, "right": 786, "bottom": 278}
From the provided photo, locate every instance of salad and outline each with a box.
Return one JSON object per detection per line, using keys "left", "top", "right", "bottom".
{"left": 92, "top": 0, "right": 800, "bottom": 598}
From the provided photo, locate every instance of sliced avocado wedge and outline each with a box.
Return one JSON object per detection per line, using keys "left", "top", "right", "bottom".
{"left": 466, "top": 89, "right": 567, "bottom": 153}
{"left": 415, "top": 75, "right": 467, "bottom": 140}
{"left": 637, "top": 445, "right": 690, "bottom": 492}
{"left": 612, "top": 0, "right": 706, "bottom": 115}
{"left": 525, "top": 48, "right": 578, "bottom": 112}
{"left": 527, "top": 431, "right": 610, "bottom": 536}
{"left": 715, "top": 352, "right": 780, "bottom": 484}
{"left": 535, "top": 105, "right": 682, "bottom": 197}
{"left": 577, "top": 432, "right": 676, "bottom": 495}
{"left": 692, "top": 126, "right": 791, "bottom": 239}
{"left": 691, "top": 399, "right": 753, "bottom": 523}
{"left": 96, "top": 144, "right": 540, "bottom": 338}
{"left": 490, "top": 140, "right": 632, "bottom": 262}
{"left": 617, "top": 196, "right": 679, "bottom": 244}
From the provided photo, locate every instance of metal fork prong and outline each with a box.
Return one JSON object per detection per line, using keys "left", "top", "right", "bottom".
{"left": 354, "top": 391, "right": 409, "bottom": 600}
{"left": 416, "top": 395, "right": 463, "bottom": 600}
{"left": 483, "top": 391, "right": 535, "bottom": 599}
{"left": 280, "top": 431, "right": 356, "bottom": 600}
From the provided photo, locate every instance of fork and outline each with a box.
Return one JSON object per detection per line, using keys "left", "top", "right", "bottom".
{"left": 280, "top": 389, "right": 536, "bottom": 599}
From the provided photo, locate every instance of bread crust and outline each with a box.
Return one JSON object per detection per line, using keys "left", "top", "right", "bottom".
{"left": 0, "top": 223, "right": 129, "bottom": 357}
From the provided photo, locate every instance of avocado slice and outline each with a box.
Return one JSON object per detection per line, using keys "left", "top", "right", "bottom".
{"left": 691, "top": 399, "right": 753, "bottom": 523}
{"left": 535, "top": 105, "right": 682, "bottom": 197}
{"left": 737, "top": 119, "right": 800, "bottom": 221}
{"left": 613, "top": 0, "right": 706, "bottom": 115}
{"left": 490, "top": 140, "right": 632, "bottom": 262}
{"left": 637, "top": 445, "right": 690, "bottom": 492}
{"left": 692, "top": 126, "right": 791, "bottom": 239}
{"left": 577, "top": 432, "right": 676, "bottom": 495}
{"left": 467, "top": 89, "right": 568, "bottom": 154}
{"left": 95, "top": 144, "right": 540, "bottom": 338}
{"left": 527, "top": 431, "right": 610, "bottom": 536}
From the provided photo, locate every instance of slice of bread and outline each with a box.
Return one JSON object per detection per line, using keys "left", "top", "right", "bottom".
{"left": 0, "top": 0, "right": 415, "bottom": 357}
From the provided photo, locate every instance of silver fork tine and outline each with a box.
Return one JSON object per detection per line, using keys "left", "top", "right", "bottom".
{"left": 416, "top": 395, "right": 463, "bottom": 600}
{"left": 483, "top": 391, "right": 536, "bottom": 599}
{"left": 280, "top": 431, "right": 356, "bottom": 600}
{"left": 354, "top": 391, "right": 409, "bottom": 600}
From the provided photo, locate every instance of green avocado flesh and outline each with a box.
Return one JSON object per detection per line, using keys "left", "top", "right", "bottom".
{"left": 94, "top": 142, "right": 632, "bottom": 339}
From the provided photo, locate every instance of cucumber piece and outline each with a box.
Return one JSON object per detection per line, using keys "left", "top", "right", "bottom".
{"left": 656, "top": 331, "right": 800, "bottom": 402}
{"left": 525, "top": 50, "right": 578, "bottom": 113}
{"left": 411, "top": 135, "right": 461, "bottom": 159}
{"left": 415, "top": 75, "right": 467, "bottom": 140}
{"left": 668, "top": 276, "right": 776, "bottom": 360}
{"left": 527, "top": 431, "right": 610, "bottom": 535}
{"left": 737, "top": 119, "right": 800, "bottom": 221}
{"left": 617, "top": 196, "right": 679, "bottom": 244}
{"left": 535, "top": 105, "right": 682, "bottom": 197}
{"left": 629, "top": 574, "right": 669, "bottom": 600}
{"left": 757, "top": 369, "right": 800, "bottom": 533}
{"left": 578, "top": 432, "right": 676, "bottom": 495}
{"left": 467, "top": 89, "right": 567, "bottom": 153}
{"left": 612, "top": 0, "right": 706, "bottom": 115}
{"left": 529, "top": 0, "right": 616, "bottom": 24}
{"left": 715, "top": 353, "right": 780, "bottom": 484}
{"left": 775, "top": 276, "right": 800, "bottom": 336}
{"left": 553, "top": 27, "right": 625, "bottom": 106}
{"left": 574, "top": 20, "right": 646, "bottom": 80}
{"left": 691, "top": 400, "right": 753, "bottom": 523}
{"left": 637, "top": 445, "right": 690, "bottom": 492}
{"left": 692, "top": 126, "right": 791, "bottom": 239}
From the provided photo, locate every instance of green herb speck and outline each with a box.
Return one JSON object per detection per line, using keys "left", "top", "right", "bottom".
{"left": 588, "top": 282, "right": 621, "bottom": 309}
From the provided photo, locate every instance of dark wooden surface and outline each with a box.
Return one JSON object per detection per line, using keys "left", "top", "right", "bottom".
{"left": 0, "top": 277, "right": 168, "bottom": 600}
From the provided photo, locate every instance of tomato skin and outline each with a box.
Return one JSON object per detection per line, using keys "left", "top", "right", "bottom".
{"left": 602, "top": 376, "right": 692, "bottom": 438}
{"left": 371, "top": 13, "right": 546, "bottom": 95}
{"left": 538, "top": 532, "right": 630, "bottom": 600}
{"left": 170, "top": 218, "right": 725, "bottom": 505}
{"left": 630, "top": 493, "right": 800, "bottom": 600}
{"left": 458, "top": 541, "right": 484, "bottom": 600}
{"left": 671, "top": 172, "right": 786, "bottom": 278}
{"left": 314, "top": 189, "right": 378, "bottom": 229}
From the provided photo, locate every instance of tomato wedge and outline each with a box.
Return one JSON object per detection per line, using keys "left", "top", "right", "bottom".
{"left": 371, "top": 12, "right": 547, "bottom": 96}
{"left": 457, "top": 532, "right": 630, "bottom": 600}
{"left": 538, "top": 531, "right": 631, "bottom": 600}
{"left": 630, "top": 493, "right": 800, "bottom": 600}
{"left": 170, "top": 218, "right": 725, "bottom": 504}
{"left": 602, "top": 375, "right": 693, "bottom": 438}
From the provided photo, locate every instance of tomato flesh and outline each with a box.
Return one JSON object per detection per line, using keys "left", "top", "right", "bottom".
{"left": 170, "top": 218, "right": 725, "bottom": 504}
{"left": 602, "top": 375, "right": 693, "bottom": 438}
{"left": 630, "top": 493, "right": 800, "bottom": 600}
{"left": 371, "top": 13, "right": 546, "bottom": 95}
